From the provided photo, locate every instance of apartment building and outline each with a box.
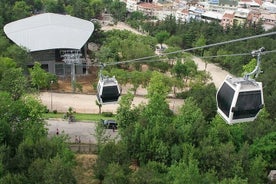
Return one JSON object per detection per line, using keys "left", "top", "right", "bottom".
{"left": 124, "top": 0, "right": 276, "bottom": 30}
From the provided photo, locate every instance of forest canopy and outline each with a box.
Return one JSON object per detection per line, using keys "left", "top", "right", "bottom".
{"left": 1, "top": 0, "right": 276, "bottom": 183}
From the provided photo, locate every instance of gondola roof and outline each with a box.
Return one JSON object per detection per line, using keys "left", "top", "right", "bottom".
{"left": 224, "top": 76, "right": 261, "bottom": 90}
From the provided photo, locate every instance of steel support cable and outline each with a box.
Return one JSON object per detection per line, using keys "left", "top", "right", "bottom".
{"left": 87, "top": 50, "right": 276, "bottom": 68}
{"left": 199, "top": 49, "right": 276, "bottom": 59}
{"left": 100, "top": 31, "right": 276, "bottom": 66}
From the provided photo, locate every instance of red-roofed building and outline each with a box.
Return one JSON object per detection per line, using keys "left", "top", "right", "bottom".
{"left": 248, "top": 9, "right": 261, "bottom": 24}
{"left": 221, "top": 12, "right": 235, "bottom": 29}
{"left": 137, "top": 2, "right": 162, "bottom": 16}
{"left": 176, "top": 9, "right": 189, "bottom": 22}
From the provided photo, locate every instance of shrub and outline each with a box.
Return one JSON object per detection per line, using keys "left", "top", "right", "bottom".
{"left": 102, "top": 112, "right": 113, "bottom": 117}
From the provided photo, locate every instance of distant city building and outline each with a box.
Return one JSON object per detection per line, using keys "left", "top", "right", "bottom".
{"left": 260, "top": 13, "right": 276, "bottom": 31}
{"left": 262, "top": 2, "right": 276, "bottom": 13}
{"left": 126, "top": 0, "right": 139, "bottom": 12}
{"left": 202, "top": 11, "right": 223, "bottom": 22}
{"left": 124, "top": 0, "right": 276, "bottom": 31}
{"left": 234, "top": 8, "right": 251, "bottom": 25}
{"left": 238, "top": 0, "right": 260, "bottom": 8}
{"left": 221, "top": 11, "right": 235, "bottom": 28}
{"left": 208, "top": 0, "right": 219, "bottom": 5}
{"left": 176, "top": 8, "right": 189, "bottom": 22}
{"left": 137, "top": 2, "right": 162, "bottom": 16}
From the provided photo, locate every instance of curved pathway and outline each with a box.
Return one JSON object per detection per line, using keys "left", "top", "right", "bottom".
{"left": 193, "top": 56, "right": 230, "bottom": 88}
{"left": 100, "top": 22, "right": 231, "bottom": 88}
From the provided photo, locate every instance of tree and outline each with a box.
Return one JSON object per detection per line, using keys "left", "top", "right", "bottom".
{"left": 43, "top": 0, "right": 65, "bottom": 14}
{"left": 243, "top": 109, "right": 276, "bottom": 144}
{"left": 0, "top": 67, "right": 28, "bottom": 100}
{"left": 0, "top": 35, "right": 10, "bottom": 55}
{"left": 155, "top": 31, "right": 170, "bottom": 49}
{"left": 168, "top": 154, "right": 202, "bottom": 184}
{"left": 0, "top": 57, "right": 17, "bottom": 80}
{"left": 250, "top": 132, "right": 276, "bottom": 165}
{"left": 129, "top": 70, "right": 143, "bottom": 95}
{"left": 116, "top": 92, "right": 136, "bottom": 129}
{"left": 12, "top": 1, "right": 32, "bottom": 21}
{"left": 171, "top": 60, "right": 187, "bottom": 79}
{"left": 93, "top": 142, "right": 129, "bottom": 182}
{"left": 0, "top": 173, "right": 27, "bottom": 184}
{"left": 165, "top": 35, "right": 183, "bottom": 48}
{"left": 94, "top": 120, "right": 110, "bottom": 154}
{"left": 220, "top": 176, "right": 248, "bottom": 184}
{"left": 132, "top": 72, "right": 173, "bottom": 164}
{"left": 5, "top": 44, "right": 33, "bottom": 71}
{"left": 28, "top": 158, "right": 47, "bottom": 184}
{"left": 185, "top": 83, "right": 217, "bottom": 121}
{"left": 144, "top": 71, "right": 172, "bottom": 125}
{"left": 248, "top": 155, "right": 267, "bottom": 184}
{"left": 43, "top": 156, "right": 76, "bottom": 184}
{"left": 103, "top": 163, "right": 128, "bottom": 184}
{"left": 29, "top": 62, "right": 56, "bottom": 90}
{"left": 89, "top": 0, "right": 104, "bottom": 18}
{"left": 183, "top": 59, "right": 197, "bottom": 82}
{"left": 129, "top": 161, "right": 168, "bottom": 184}
{"left": 109, "top": 0, "right": 127, "bottom": 22}
{"left": 173, "top": 98, "right": 207, "bottom": 146}
{"left": 147, "top": 71, "right": 171, "bottom": 101}
{"left": 193, "top": 34, "right": 206, "bottom": 57}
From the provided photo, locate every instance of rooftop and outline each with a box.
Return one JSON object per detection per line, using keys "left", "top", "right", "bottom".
{"left": 4, "top": 13, "right": 94, "bottom": 52}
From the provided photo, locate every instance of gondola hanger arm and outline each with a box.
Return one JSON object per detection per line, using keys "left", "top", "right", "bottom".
{"left": 244, "top": 47, "right": 265, "bottom": 80}
{"left": 99, "top": 63, "right": 106, "bottom": 80}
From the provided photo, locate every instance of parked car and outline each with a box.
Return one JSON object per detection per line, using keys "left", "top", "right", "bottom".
{"left": 101, "top": 119, "right": 117, "bottom": 129}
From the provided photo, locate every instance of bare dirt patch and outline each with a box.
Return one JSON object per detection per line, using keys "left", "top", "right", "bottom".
{"left": 54, "top": 68, "right": 98, "bottom": 94}
{"left": 56, "top": 75, "right": 96, "bottom": 94}
{"left": 74, "top": 154, "right": 99, "bottom": 184}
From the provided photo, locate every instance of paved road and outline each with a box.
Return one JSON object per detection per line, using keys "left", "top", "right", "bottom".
{"left": 46, "top": 119, "right": 118, "bottom": 144}
{"left": 40, "top": 91, "right": 184, "bottom": 114}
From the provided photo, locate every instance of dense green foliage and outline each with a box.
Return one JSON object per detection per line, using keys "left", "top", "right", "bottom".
{"left": 93, "top": 72, "right": 276, "bottom": 183}
{"left": 0, "top": 3, "right": 77, "bottom": 180}
{"left": 92, "top": 6, "right": 276, "bottom": 184}
{"left": 0, "top": 64, "right": 76, "bottom": 182}
{"left": 0, "top": 96, "right": 76, "bottom": 183}
{"left": 1, "top": 1, "right": 276, "bottom": 183}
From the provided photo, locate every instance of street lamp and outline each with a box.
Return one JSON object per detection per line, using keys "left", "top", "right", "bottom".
{"left": 50, "top": 80, "right": 53, "bottom": 111}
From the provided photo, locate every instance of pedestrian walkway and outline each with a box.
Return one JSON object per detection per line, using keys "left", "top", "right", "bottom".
{"left": 193, "top": 56, "right": 230, "bottom": 88}
{"left": 46, "top": 119, "right": 118, "bottom": 144}
{"left": 40, "top": 91, "right": 184, "bottom": 114}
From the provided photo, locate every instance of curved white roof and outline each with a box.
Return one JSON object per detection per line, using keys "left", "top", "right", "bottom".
{"left": 4, "top": 13, "right": 94, "bottom": 52}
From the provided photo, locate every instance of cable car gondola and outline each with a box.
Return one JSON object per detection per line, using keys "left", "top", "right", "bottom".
{"left": 216, "top": 47, "right": 265, "bottom": 124}
{"left": 96, "top": 76, "right": 121, "bottom": 105}
{"left": 216, "top": 75, "right": 264, "bottom": 124}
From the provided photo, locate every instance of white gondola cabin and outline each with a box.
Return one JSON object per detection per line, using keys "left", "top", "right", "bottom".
{"left": 96, "top": 76, "right": 121, "bottom": 105}
{"left": 216, "top": 75, "right": 264, "bottom": 124}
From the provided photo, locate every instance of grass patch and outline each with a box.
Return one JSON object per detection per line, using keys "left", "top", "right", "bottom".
{"left": 43, "top": 112, "right": 115, "bottom": 122}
